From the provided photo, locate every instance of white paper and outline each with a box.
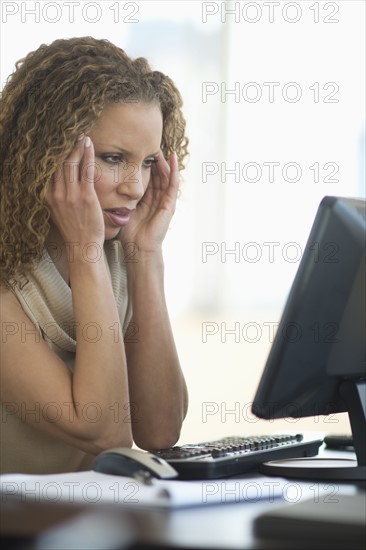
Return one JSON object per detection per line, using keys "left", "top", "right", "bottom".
{"left": 0, "top": 470, "right": 287, "bottom": 509}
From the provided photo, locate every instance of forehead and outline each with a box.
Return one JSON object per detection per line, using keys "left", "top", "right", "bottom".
{"left": 90, "top": 102, "right": 163, "bottom": 152}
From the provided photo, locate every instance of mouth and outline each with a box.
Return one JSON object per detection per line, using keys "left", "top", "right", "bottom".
{"left": 104, "top": 207, "right": 134, "bottom": 227}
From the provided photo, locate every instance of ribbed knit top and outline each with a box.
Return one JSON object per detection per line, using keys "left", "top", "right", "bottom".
{"left": 0, "top": 240, "right": 132, "bottom": 474}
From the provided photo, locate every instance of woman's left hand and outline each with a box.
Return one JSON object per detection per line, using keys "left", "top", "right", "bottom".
{"left": 118, "top": 150, "right": 179, "bottom": 253}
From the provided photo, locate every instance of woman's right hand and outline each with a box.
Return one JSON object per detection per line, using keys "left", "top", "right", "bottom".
{"left": 46, "top": 135, "right": 105, "bottom": 250}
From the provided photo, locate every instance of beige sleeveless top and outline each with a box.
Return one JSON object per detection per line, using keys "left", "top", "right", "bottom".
{"left": 0, "top": 240, "right": 132, "bottom": 474}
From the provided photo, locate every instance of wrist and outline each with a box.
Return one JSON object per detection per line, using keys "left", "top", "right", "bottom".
{"left": 65, "top": 240, "right": 104, "bottom": 262}
{"left": 126, "top": 247, "right": 164, "bottom": 267}
{"left": 68, "top": 246, "right": 108, "bottom": 278}
{"left": 123, "top": 243, "right": 163, "bottom": 266}
{"left": 126, "top": 249, "right": 165, "bottom": 294}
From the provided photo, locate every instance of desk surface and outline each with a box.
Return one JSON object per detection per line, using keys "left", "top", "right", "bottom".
{"left": 1, "top": 447, "right": 365, "bottom": 550}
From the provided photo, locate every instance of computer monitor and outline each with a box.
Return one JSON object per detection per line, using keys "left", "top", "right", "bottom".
{"left": 252, "top": 196, "right": 366, "bottom": 481}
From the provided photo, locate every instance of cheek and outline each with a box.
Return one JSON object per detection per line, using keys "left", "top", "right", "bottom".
{"left": 93, "top": 166, "right": 116, "bottom": 196}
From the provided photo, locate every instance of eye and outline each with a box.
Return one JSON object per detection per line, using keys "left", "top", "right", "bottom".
{"left": 100, "top": 154, "right": 124, "bottom": 164}
{"left": 143, "top": 157, "right": 158, "bottom": 168}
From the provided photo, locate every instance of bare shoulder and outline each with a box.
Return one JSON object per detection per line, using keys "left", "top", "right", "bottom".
{"left": 0, "top": 286, "right": 51, "bottom": 366}
{"left": 0, "top": 283, "right": 73, "bottom": 422}
{"left": 0, "top": 286, "right": 35, "bottom": 334}
{"left": 0, "top": 284, "right": 67, "bottom": 377}
{"left": 0, "top": 286, "right": 25, "bottom": 317}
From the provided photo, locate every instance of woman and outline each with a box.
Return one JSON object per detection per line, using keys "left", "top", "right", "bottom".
{"left": 0, "top": 37, "right": 189, "bottom": 474}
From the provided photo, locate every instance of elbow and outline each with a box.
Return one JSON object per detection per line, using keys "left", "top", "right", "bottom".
{"left": 131, "top": 398, "right": 188, "bottom": 451}
{"left": 90, "top": 436, "right": 133, "bottom": 456}
{"left": 100, "top": 434, "right": 134, "bottom": 453}
{"left": 134, "top": 428, "right": 182, "bottom": 452}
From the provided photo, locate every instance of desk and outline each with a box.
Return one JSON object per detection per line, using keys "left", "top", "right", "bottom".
{"left": 1, "top": 448, "right": 365, "bottom": 550}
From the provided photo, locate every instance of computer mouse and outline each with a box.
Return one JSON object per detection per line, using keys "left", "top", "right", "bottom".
{"left": 93, "top": 447, "right": 178, "bottom": 480}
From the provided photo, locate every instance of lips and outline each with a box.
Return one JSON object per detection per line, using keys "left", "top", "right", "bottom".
{"left": 104, "top": 207, "right": 133, "bottom": 227}
{"left": 105, "top": 207, "right": 132, "bottom": 216}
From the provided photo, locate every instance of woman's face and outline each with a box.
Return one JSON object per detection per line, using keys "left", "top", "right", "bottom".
{"left": 88, "top": 101, "right": 163, "bottom": 240}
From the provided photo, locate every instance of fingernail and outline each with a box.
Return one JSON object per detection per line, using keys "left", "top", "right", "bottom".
{"left": 85, "top": 136, "right": 91, "bottom": 148}
{"left": 77, "top": 133, "right": 85, "bottom": 141}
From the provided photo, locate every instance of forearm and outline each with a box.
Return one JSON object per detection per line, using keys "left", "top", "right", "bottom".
{"left": 68, "top": 252, "right": 132, "bottom": 449}
{"left": 125, "top": 250, "right": 188, "bottom": 450}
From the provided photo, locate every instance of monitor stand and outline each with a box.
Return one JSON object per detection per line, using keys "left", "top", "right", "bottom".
{"left": 260, "top": 380, "right": 366, "bottom": 481}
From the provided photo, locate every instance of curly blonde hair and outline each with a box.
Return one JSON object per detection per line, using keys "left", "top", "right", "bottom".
{"left": 0, "top": 36, "right": 189, "bottom": 288}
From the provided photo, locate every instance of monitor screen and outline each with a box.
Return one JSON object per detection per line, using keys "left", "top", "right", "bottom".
{"left": 252, "top": 196, "right": 365, "bottom": 478}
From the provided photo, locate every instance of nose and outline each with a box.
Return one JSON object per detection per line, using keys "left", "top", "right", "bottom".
{"left": 116, "top": 161, "right": 145, "bottom": 201}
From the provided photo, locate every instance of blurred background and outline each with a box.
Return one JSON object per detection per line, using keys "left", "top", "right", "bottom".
{"left": 1, "top": 0, "right": 365, "bottom": 443}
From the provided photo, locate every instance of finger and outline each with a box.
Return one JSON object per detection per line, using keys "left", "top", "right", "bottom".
{"left": 46, "top": 163, "right": 63, "bottom": 202}
{"left": 63, "top": 134, "right": 87, "bottom": 189}
{"left": 166, "top": 152, "right": 180, "bottom": 200}
{"left": 169, "top": 151, "right": 179, "bottom": 178}
{"left": 151, "top": 150, "right": 170, "bottom": 190}
{"left": 79, "top": 137, "right": 95, "bottom": 191}
{"left": 46, "top": 151, "right": 72, "bottom": 206}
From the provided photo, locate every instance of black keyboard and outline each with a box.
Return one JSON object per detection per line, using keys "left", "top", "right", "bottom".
{"left": 154, "top": 433, "right": 323, "bottom": 479}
